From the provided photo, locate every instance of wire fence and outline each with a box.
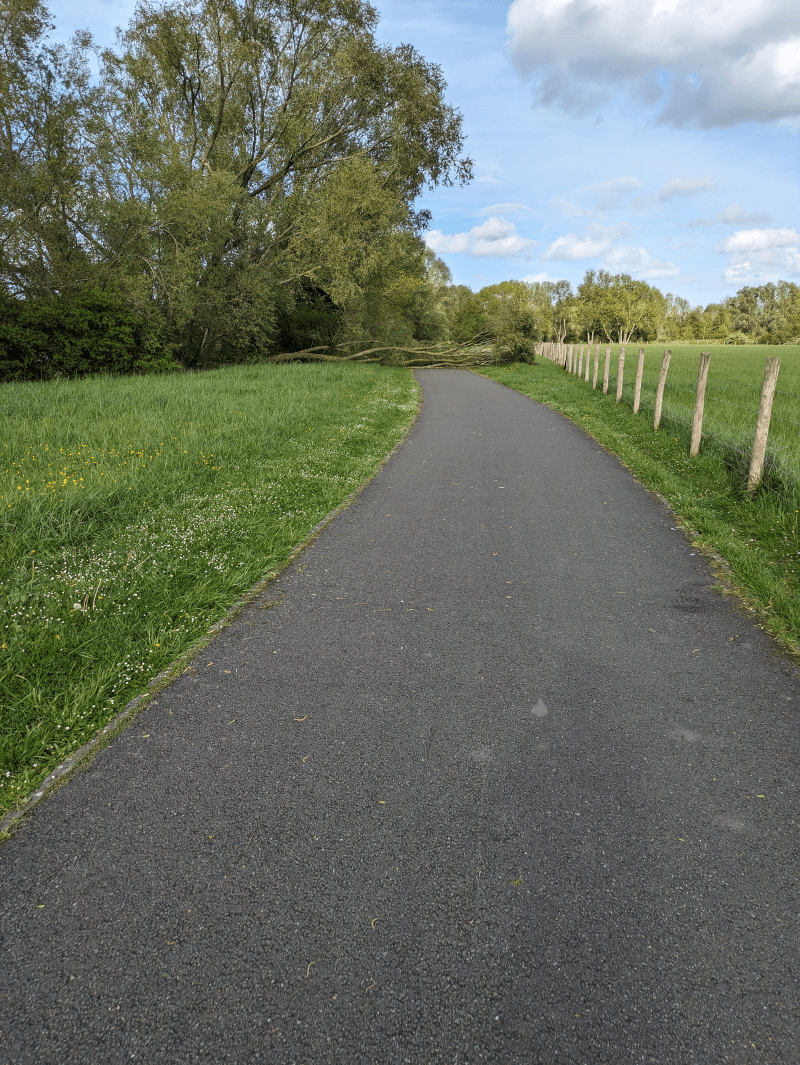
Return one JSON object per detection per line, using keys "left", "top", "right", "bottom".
{"left": 537, "top": 341, "right": 800, "bottom": 510}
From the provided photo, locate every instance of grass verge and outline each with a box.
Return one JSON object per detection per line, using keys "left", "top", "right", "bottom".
{"left": 1, "top": 363, "right": 418, "bottom": 816}
{"left": 479, "top": 360, "right": 800, "bottom": 657}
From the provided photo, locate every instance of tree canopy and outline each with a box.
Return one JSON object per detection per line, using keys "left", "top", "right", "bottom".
{"left": 0, "top": 0, "right": 472, "bottom": 376}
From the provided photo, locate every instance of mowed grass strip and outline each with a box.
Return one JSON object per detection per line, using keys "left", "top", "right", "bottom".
{"left": 480, "top": 355, "right": 800, "bottom": 655}
{"left": 0, "top": 363, "right": 418, "bottom": 814}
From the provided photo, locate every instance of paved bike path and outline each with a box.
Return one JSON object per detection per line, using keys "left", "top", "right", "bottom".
{"left": 2, "top": 369, "right": 798, "bottom": 1064}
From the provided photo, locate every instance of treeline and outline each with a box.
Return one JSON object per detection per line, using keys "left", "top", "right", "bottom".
{"left": 0, "top": 0, "right": 471, "bottom": 380}
{"left": 442, "top": 274, "right": 800, "bottom": 355}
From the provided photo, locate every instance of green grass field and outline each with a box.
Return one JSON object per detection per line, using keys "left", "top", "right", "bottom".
{"left": 569, "top": 343, "right": 800, "bottom": 485}
{"left": 0, "top": 363, "right": 419, "bottom": 816}
{"left": 482, "top": 354, "right": 800, "bottom": 657}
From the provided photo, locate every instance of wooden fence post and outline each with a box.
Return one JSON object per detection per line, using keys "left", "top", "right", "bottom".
{"left": 689, "top": 352, "right": 711, "bottom": 457}
{"left": 653, "top": 349, "right": 671, "bottom": 430}
{"left": 602, "top": 346, "right": 611, "bottom": 394}
{"left": 592, "top": 344, "right": 599, "bottom": 389}
{"left": 748, "top": 356, "right": 781, "bottom": 492}
{"left": 616, "top": 346, "right": 625, "bottom": 403}
{"left": 633, "top": 347, "right": 645, "bottom": 414}
{"left": 578, "top": 343, "right": 584, "bottom": 377}
{"left": 585, "top": 346, "right": 592, "bottom": 383}
{"left": 566, "top": 344, "right": 572, "bottom": 373}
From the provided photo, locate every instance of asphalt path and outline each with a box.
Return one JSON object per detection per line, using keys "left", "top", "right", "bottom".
{"left": 2, "top": 369, "right": 799, "bottom": 1065}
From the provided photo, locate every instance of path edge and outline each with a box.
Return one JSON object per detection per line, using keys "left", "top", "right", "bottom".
{"left": 0, "top": 378, "right": 424, "bottom": 842}
{"left": 472, "top": 368, "right": 800, "bottom": 667}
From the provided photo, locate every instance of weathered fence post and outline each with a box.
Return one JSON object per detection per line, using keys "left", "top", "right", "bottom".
{"left": 592, "top": 344, "right": 599, "bottom": 389}
{"left": 653, "top": 350, "right": 671, "bottom": 430}
{"left": 578, "top": 343, "right": 584, "bottom": 377}
{"left": 616, "top": 346, "right": 625, "bottom": 403}
{"left": 689, "top": 352, "right": 711, "bottom": 457}
{"left": 748, "top": 356, "right": 781, "bottom": 492}
{"left": 602, "top": 346, "right": 611, "bottom": 394}
{"left": 633, "top": 347, "right": 645, "bottom": 414}
{"left": 585, "top": 346, "right": 592, "bottom": 383}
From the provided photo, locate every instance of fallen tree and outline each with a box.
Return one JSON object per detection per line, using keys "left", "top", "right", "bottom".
{"left": 265, "top": 329, "right": 502, "bottom": 367}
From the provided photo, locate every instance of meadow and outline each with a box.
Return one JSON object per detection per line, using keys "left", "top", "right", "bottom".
{"left": 0, "top": 363, "right": 419, "bottom": 816}
{"left": 605, "top": 343, "right": 800, "bottom": 486}
{"left": 483, "top": 346, "right": 800, "bottom": 655}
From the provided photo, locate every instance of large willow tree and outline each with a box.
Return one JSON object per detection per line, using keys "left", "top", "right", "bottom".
{"left": 0, "top": 0, "right": 471, "bottom": 367}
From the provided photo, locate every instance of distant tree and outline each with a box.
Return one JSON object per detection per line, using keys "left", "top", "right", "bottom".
{"left": 577, "top": 270, "right": 663, "bottom": 344}
{"left": 442, "top": 285, "right": 486, "bottom": 343}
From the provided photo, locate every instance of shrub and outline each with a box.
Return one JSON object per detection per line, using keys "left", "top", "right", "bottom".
{"left": 0, "top": 289, "right": 178, "bottom": 381}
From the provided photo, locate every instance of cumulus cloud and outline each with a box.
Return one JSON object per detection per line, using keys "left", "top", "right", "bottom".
{"left": 425, "top": 217, "right": 536, "bottom": 258}
{"left": 521, "top": 272, "right": 557, "bottom": 283}
{"left": 686, "top": 203, "right": 773, "bottom": 228}
{"left": 604, "top": 244, "right": 683, "bottom": 279}
{"left": 541, "top": 223, "right": 631, "bottom": 260}
{"left": 507, "top": 0, "right": 800, "bottom": 127}
{"left": 721, "top": 227, "right": 800, "bottom": 282}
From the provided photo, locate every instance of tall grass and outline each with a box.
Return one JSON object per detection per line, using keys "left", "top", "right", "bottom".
{"left": 602, "top": 343, "right": 800, "bottom": 487}
{"left": 0, "top": 363, "right": 418, "bottom": 814}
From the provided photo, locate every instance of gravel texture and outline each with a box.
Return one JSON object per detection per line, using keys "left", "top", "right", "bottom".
{"left": 1, "top": 368, "right": 798, "bottom": 1064}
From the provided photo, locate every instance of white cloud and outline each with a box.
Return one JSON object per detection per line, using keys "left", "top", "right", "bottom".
{"left": 548, "top": 198, "right": 593, "bottom": 218}
{"left": 476, "top": 163, "right": 504, "bottom": 185}
{"left": 584, "top": 175, "right": 642, "bottom": 209}
{"left": 521, "top": 272, "right": 557, "bottom": 283}
{"left": 721, "top": 228, "right": 800, "bottom": 254}
{"left": 655, "top": 176, "right": 717, "bottom": 202}
{"left": 478, "top": 203, "right": 532, "bottom": 215}
{"left": 549, "top": 198, "right": 592, "bottom": 218}
{"left": 549, "top": 176, "right": 641, "bottom": 218}
{"left": 721, "top": 227, "right": 800, "bottom": 282}
{"left": 541, "top": 223, "right": 631, "bottom": 260}
{"left": 604, "top": 244, "right": 683, "bottom": 279}
{"left": 632, "top": 175, "right": 717, "bottom": 209}
{"left": 686, "top": 204, "right": 773, "bottom": 228}
{"left": 425, "top": 217, "right": 536, "bottom": 258}
{"left": 507, "top": 0, "right": 800, "bottom": 127}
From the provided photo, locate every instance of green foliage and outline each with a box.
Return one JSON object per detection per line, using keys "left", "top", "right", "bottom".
{"left": 0, "top": 0, "right": 471, "bottom": 377}
{"left": 443, "top": 285, "right": 487, "bottom": 343}
{"left": 0, "top": 288, "right": 177, "bottom": 381}
{"left": 577, "top": 269, "right": 665, "bottom": 344}
{"left": 480, "top": 283, "right": 541, "bottom": 362}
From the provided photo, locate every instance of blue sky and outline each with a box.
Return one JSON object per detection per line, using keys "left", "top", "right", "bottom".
{"left": 50, "top": 0, "right": 800, "bottom": 306}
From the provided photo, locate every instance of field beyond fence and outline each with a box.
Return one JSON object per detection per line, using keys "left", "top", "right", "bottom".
{"left": 538, "top": 341, "right": 800, "bottom": 498}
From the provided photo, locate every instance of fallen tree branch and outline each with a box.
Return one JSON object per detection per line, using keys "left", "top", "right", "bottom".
{"left": 265, "top": 329, "right": 496, "bottom": 367}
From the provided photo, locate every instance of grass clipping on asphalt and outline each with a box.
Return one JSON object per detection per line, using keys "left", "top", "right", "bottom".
{"left": 480, "top": 358, "right": 800, "bottom": 658}
{"left": 0, "top": 363, "right": 418, "bottom": 816}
